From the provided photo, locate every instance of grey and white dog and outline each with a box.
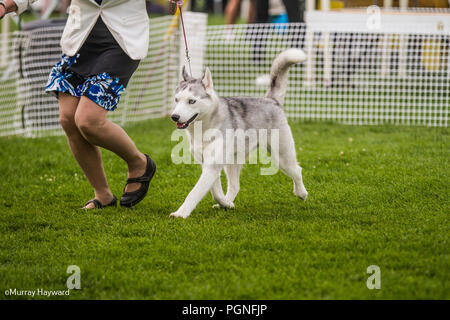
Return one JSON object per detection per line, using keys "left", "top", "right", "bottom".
{"left": 170, "top": 49, "right": 308, "bottom": 218}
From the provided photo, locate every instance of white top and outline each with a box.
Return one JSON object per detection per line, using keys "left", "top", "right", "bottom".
{"left": 14, "top": 0, "right": 150, "bottom": 60}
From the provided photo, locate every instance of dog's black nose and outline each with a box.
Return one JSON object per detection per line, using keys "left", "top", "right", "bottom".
{"left": 171, "top": 114, "right": 180, "bottom": 122}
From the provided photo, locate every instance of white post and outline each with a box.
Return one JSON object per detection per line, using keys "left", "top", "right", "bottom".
{"left": 399, "top": 0, "right": 408, "bottom": 11}
{"left": 323, "top": 32, "right": 331, "bottom": 86}
{"left": 304, "top": 0, "right": 316, "bottom": 87}
{"left": 1, "top": 14, "right": 9, "bottom": 68}
{"left": 380, "top": 34, "right": 391, "bottom": 77}
{"left": 381, "top": 1, "right": 392, "bottom": 78}
{"left": 304, "top": 29, "right": 314, "bottom": 87}
{"left": 398, "top": 34, "right": 407, "bottom": 78}
{"left": 448, "top": 35, "right": 450, "bottom": 77}
{"left": 178, "top": 12, "right": 207, "bottom": 79}
{"left": 320, "top": 0, "right": 330, "bottom": 11}
{"left": 306, "top": 0, "right": 315, "bottom": 11}
{"left": 321, "top": 0, "right": 331, "bottom": 84}
{"left": 185, "top": 0, "right": 191, "bottom": 11}
{"left": 240, "top": 0, "right": 249, "bottom": 20}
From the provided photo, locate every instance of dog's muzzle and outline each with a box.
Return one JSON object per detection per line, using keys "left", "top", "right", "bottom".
{"left": 174, "top": 113, "right": 198, "bottom": 129}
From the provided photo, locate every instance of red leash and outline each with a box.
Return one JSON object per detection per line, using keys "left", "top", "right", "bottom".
{"left": 169, "top": 0, "right": 192, "bottom": 77}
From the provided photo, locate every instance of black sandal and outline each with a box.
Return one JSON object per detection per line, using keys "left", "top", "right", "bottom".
{"left": 120, "top": 154, "right": 156, "bottom": 208}
{"left": 83, "top": 195, "right": 117, "bottom": 209}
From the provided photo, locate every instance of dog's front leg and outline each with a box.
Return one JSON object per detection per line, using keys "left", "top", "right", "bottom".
{"left": 170, "top": 164, "right": 224, "bottom": 219}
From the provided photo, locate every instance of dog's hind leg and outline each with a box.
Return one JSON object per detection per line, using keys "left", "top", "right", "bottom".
{"left": 212, "top": 164, "right": 241, "bottom": 209}
{"left": 224, "top": 164, "right": 242, "bottom": 205}
{"left": 170, "top": 164, "right": 224, "bottom": 218}
{"left": 270, "top": 126, "right": 308, "bottom": 200}
{"left": 211, "top": 176, "right": 232, "bottom": 208}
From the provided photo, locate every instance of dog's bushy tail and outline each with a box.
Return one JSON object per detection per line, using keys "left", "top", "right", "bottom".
{"left": 265, "top": 49, "right": 306, "bottom": 105}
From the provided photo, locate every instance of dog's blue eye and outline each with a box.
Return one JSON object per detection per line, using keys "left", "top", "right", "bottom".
{"left": 189, "top": 99, "right": 196, "bottom": 105}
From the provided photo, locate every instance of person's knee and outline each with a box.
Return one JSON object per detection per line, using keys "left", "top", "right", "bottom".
{"left": 59, "top": 111, "right": 78, "bottom": 135}
{"left": 58, "top": 93, "right": 81, "bottom": 136}
{"left": 74, "top": 112, "right": 105, "bottom": 140}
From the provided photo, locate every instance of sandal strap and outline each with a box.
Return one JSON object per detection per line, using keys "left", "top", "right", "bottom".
{"left": 85, "top": 199, "right": 103, "bottom": 208}
{"left": 106, "top": 196, "right": 117, "bottom": 207}
{"left": 126, "top": 176, "right": 151, "bottom": 184}
{"left": 84, "top": 196, "right": 117, "bottom": 209}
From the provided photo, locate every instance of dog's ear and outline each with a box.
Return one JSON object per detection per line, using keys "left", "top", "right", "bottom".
{"left": 202, "top": 67, "right": 213, "bottom": 90}
{"left": 181, "top": 65, "right": 191, "bottom": 81}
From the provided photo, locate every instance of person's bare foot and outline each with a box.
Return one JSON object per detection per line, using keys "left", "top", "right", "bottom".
{"left": 125, "top": 153, "right": 147, "bottom": 193}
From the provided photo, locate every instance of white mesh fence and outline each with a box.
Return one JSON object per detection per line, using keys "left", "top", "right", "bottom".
{"left": 0, "top": 15, "right": 183, "bottom": 138}
{"left": 0, "top": 27, "right": 19, "bottom": 138}
{"left": 0, "top": 12, "right": 449, "bottom": 138}
{"left": 201, "top": 22, "right": 449, "bottom": 126}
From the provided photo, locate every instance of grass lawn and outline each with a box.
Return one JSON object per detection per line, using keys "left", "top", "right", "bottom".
{"left": 0, "top": 118, "right": 448, "bottom": 299}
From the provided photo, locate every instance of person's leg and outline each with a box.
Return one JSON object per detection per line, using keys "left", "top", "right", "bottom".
{"left": 58, "top": 93, "right": 114, "bottom": 208}
{"left": 250, "top": 0, "right": 269, "bottom": 62}
{"left": 41, "top": 0, "right": 50, "bottom": 16}
{"left": 255, "top": 0, "right": 269, "bottom": 23}
{"left": 74, "top": 97, "right": 147, "bottom": 193}
{"left": 225, "top": 0, "right": 241, "bottom": 25}
{"left": 60, "top": 0, "right": 70, "bottom": 14}
{"left": 222, "top": 0, "right": 228, "bottom": 11}
{"left": 248, "top": 0, "right": 256, "bottom": 23}
{"left": 191, "top": 0, "right": 197, "bottom": 11}
{"left": 206, "top": 0, "right": 214, "bottom": 13}
{"left": 281, "top": 0, "right": 302, "bottom": 23}
{"left": 281, "top": 0, "right": 305, "bottom": 48}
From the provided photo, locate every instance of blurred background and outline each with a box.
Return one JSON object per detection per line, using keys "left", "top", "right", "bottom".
{"left": 5, "top": 0, "right": 450, "bottom": 24}
{"left": 0, "top": 1, "right": 448, "bottom": 301}
{"left": 0, "top": 0, "right": 448, "bottom": 138}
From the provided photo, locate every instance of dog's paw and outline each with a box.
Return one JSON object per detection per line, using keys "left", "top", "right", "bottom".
{"left": 212, "top": 201, "right": 235, "bottom": 209}
{"left": 297, "top": 191, "right": 308, "bottom": 201}
{"left": 294, "top": 185, "right": 308, "bottom": 201}
{"left": 225, "top": 201, "right": 235, "bottom": 209}
{"left": 169, "top": 211, "right": 190, "bottom": 219}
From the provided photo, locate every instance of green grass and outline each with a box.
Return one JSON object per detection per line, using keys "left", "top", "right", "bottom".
{"left": 0, "top": 118, "right": 448, "bottom": 299}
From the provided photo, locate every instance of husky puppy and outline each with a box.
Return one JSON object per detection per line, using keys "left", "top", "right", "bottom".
{"left": 170, "top": 49, "right": 308, "bottom": 218}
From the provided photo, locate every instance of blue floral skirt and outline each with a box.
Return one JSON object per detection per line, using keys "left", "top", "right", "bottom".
{"left": 46, "top": 17, "right": 140, "bottom": 111}
{"left": 45, "top": 54, "right": 125, "bottom": 111}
